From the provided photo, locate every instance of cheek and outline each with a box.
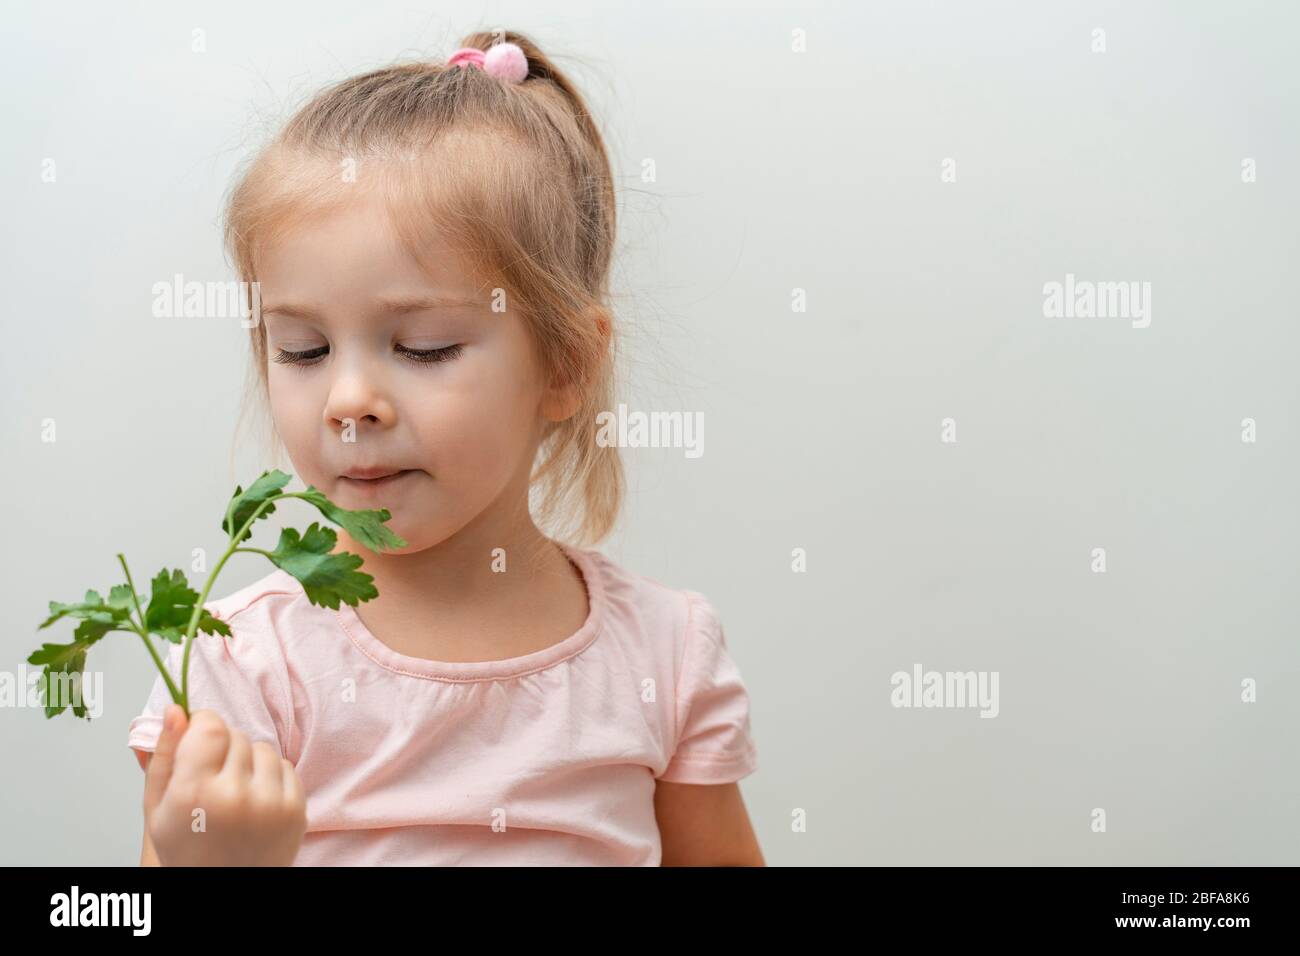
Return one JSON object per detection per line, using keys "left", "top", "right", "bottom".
{"left": 413, "top": 350, "right": 540, "bottom": 473}
{"left": 266, "top": 371, "right": 321, "bottom": 451}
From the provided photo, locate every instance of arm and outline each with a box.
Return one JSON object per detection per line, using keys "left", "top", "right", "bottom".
{"left": 654, "top": 779, "right": 765, "bottom": 866}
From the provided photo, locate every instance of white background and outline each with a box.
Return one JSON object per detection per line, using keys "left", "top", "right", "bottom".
{"left": 2, "top": 0, "right": 1297, "bottom": 865}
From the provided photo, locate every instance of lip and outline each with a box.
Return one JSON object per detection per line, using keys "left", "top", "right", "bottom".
{"left": 339, "top": 469, "right": 418, "bottom": 490}
{"left": 342, "top": 466, "right": 410, "bottom": 480}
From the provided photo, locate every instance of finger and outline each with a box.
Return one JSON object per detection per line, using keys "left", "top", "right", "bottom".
{"left": 219, "top": 729, "right": 253, "bottom": 782}
{"left": 170, "top": 709, "right": 232, "bottom": 788}
{"left": 281, "top": 758, "right": 304, "bottom": 807}
{"left": 249, "top": 742, "right": 283, "bottom": 798}
{"left": 142, "top": 704, "right": 188, "bottom": 815}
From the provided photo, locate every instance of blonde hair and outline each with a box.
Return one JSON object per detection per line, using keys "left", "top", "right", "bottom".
{"left": 224, "top": 29, "right": 623, "bottom": 549}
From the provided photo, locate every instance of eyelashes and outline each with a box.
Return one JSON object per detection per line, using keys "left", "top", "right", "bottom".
{"left": 273, "top": 345, "right": 329, "bottom": 366}
{"left": 397, "top": 344, "right": 465, "bottom": 365}
{"left": 273, "top": 344, "right": 465, "bottom": 368}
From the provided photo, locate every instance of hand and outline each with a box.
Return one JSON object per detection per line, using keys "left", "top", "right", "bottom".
{"left": 143, "top": 705, "right": 306, "bottom": 866}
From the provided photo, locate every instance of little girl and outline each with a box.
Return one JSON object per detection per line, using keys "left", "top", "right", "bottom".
{"left": 127, "top": 30, "right": 762, "bottom": 867}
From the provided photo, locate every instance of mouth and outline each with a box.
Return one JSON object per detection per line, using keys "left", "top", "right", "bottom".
{"left": 339, "top": 468, "right": 419, "bottom": 490}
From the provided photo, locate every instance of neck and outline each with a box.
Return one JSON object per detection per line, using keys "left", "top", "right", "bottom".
{"left": 331, "top": 489, "right": 565, "bottom": 621}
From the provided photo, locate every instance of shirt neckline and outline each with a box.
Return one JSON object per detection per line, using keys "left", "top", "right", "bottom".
{"left": 334, "top": 541, "right": 606, "bottom": 683}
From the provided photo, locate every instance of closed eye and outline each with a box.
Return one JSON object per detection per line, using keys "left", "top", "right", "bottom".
{"left": 272, "top": 344, "right": 464, "bottom": 367}
{"left": 396, "top": 343, "right": 464, "bottom": 365}
{"left": 273, "top": 345, "right": 329, "bottom": 367}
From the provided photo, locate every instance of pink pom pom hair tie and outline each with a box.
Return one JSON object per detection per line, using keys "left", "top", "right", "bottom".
{"left": 447, "top": 42, "right": 529, "bottom": 84}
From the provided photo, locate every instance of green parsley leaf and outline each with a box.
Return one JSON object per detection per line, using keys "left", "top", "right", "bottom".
{"left": 264, "top": 522, "right": 378, "bottom": 609}
{"left": 223, "top": 469, "right": 292, "bottom": 543}
{"left": 27, "top": 636, "right": 96, "bottom": 719}
{"left": 296, "top": 486, "right": 408, "bottom": 553}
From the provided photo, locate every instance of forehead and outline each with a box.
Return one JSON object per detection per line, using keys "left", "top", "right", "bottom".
{"left": 254, "top": 187, "right": 488, "bottom": 306}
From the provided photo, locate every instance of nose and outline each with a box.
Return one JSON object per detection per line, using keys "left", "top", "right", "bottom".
{"left": 323, "top": 355, "right": 397, "bottom": 440}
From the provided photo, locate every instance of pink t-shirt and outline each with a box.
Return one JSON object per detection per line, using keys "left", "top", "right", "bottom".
{"left": 127, "top": 543, "right": 758, "bottom": 866}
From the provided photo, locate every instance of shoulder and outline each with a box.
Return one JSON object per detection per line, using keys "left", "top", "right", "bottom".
{"left": 202, "top": 566, "right": 306, "bottom": 624}
{"left": 191, "top": 567, "right": 309, "bottom": 670}
{"left": 129, "top": 567, "right": 305, "bottom": 760}
{"left": 570, "top": 546, "right": 727, "bottom": 673}
{"left": 572, "top": 549, "right": 758, "bottom": 785}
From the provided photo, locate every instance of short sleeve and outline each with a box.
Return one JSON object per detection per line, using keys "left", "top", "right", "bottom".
{"left": 657, "top": 591, "right": 759, "bottom": 785}
{"left": 126, "top": 606, "right": 292, "bottom": 767}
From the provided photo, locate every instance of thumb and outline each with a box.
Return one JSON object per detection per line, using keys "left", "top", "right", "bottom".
{"left": 143, "top": 704, "right": 189, "bottom": 816}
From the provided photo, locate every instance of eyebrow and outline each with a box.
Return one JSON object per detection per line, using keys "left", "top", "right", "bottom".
{"left": 261, "top": 295, "right": 482, "bottom": 321}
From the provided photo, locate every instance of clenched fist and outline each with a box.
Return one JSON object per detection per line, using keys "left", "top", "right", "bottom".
{"left": 142, "top": 705, "right": 306, "bottom": 866}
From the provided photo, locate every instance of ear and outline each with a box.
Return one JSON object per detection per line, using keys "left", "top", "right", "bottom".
{"left": 540, "top": 382, "right": 581, "bottom": 423}
{"left": 538, "top": 305, "right": 608, "bottom": 423}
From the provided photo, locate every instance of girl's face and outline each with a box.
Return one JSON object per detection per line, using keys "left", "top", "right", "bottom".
{"left": 256, "top": 190, "right": 564, "bottom": 554}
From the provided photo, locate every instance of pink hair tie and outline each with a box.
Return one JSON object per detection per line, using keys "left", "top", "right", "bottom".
{"left": 447, "top": 42, "right": 529, "bottom": 84}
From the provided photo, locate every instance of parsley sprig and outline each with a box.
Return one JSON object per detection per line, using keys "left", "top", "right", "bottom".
{"left": 29, "top": 469, "right": 406, "bottom": 719}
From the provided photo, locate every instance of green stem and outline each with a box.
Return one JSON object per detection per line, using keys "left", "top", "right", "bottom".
{"left": 118, "top": 553, "right": 182, "bottom": 707}
{"left": 178, "top": 496, "right": 280, "bottom": 713}
{"left": 136, "top": 625, "right": 182, "bottom": 706}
